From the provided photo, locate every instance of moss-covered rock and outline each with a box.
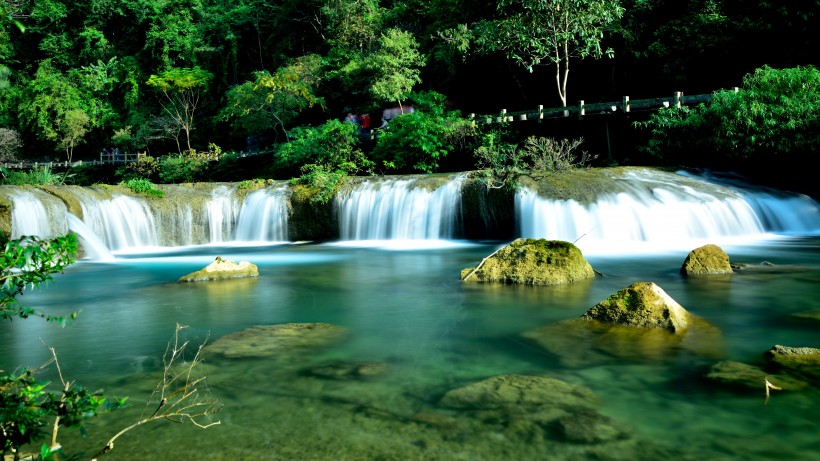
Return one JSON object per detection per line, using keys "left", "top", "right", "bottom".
{"left": 582, "top": 282, "right": 691, "bottom": 332}
{"left": 0, "top": 190, "right": 11, "bottom": 240}
{"left": 440, "top": 374, "right": 599, "bottom": 411}
{"left": 205, "top": 323, "right": 347, "bottom": 359}
{"left": 178, "top": 256, "right": 259, "bottom": 282}
{"left": 287, "top": 184, "right": 338, "bottom": 241}
{"left": 36, "top": 185, "right": 85, "bottom": 219}
{"left": 705, "top": 360, "right": 807, "bottom": 391}
{"left": 681, "top": 244, "right": 733, "bottom": 275}
{"left": 461, "top": 238, "right": 594, "bottom": 285}
{"left": 764, "top": 345, "right": 820, "bottom": 379}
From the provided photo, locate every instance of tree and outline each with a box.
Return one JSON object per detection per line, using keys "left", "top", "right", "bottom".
{"left": 368, "top": 28, "right": 425, "bottom": 112}
{"left": 221, "top": 55, "right": 324, "bottom": 142}
{"left": 146, "top": 66, "right": 212, "bottom": 153}
{"left": 0, "top": 127, "right": 21, "bottom": 162}
{"left": 475, "top": 0, "right": 624, "bottom": 107}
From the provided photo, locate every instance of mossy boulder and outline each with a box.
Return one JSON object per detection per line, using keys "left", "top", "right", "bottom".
{"left": 460, "top": 238, "right": 594, "bottom": 285}
{"left": 581, "top": 282, "right": 691, "bottom": 333}
{"left": 178, "top": 256, "right": 259, "bottom": 282}
{"left": 680, "top": 244, "right": 733, "bottom": 275}
{"left": 205, "top": 323, "right": 347, "bottom": 359}
{"left": 705, "top": 360, "right": 807, "bottom": 391}
{"left": 440, "top": 374, "right": 599, "bottom": 411}
{"left": 764, "top": 345, "right": 820, "bottom": 379}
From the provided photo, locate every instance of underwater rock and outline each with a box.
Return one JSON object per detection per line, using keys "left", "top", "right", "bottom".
{"left": 792, "top": 309, "right": 820, "bottom": 322}
{"left": 730, "top": 261, "right": 815, "bottom": 273}
{"left": 764, "top": 345, "right": 820, "bottom": 378}
{"left": 553, "top": 410, "right": 631, "bottom": 444}
{"left": 178, "top": 256, "right": 259, "bottom": 282}
{"left": 680, "top": 244, "right": 733, "bottom": 275}
{"left": 306, "top": 361, "right": 389, "bottom": 380}
{"left": 460, "top": 238, "right": 594, "bottom": 285}
{"left": 205, "top": 323, "right": 347, "bottom": 359}
{"left": 705, "top": 361, "right": 807, "bottom": 391}
{"left": 440, "top": 374, "right": 599, "bottom": 411}
{"left": 581, "top": 282, "right": 691, "bottom": 333}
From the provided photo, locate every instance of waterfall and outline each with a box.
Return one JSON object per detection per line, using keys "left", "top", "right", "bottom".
{"left": 234, "top": 187, "right": 289, "bottom": 242}
{"left": 206, "top": 185, "right": 241, "bottom": 243}
{"left": 336, "top": 174, "right": 465, "bottom": 240}
{"left": 516, "top": 168, "right": 819, "bottom": 252}
{"left": 77, "top": 190, "right": 158, "bottom": 251}
{"left": 7, "top": 189, "right": 68, "bottom": 239}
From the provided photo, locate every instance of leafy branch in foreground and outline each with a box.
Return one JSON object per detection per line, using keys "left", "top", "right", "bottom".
{"left": 91, "top": 323, "right": 222, "bottom": 459}
{"left": 0, "top": 234, "right": 78, "bottom": 324}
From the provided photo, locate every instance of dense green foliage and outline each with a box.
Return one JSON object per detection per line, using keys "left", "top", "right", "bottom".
{"left": 0, "top": 0, "right": 817, "bottom": 187}
{"left": 122, "top": 178, "right": 164, "bottom": 198}
{"left": 637, "top": 66, "right": 820, "bottom": 167}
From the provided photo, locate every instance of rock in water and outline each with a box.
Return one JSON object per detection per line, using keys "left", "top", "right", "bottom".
{"left": 680, "top": 244, "right": 733, "bottom": 275}
{"left": 440, "top": 374, "right": 599, "bottom": 411}
{"left": 460, "top": 238, "right": 594, "bottom": 285}
{"left": 582, "top": 281, "right": 690, "bottom": 333}
{"left": 205, "top": 323, "right": 347, "bottom": 358}
{"left": 178, "top": 256, "right": 259, "bottom": 282}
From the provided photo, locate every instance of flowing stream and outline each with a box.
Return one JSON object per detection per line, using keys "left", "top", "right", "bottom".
{"left": 0, "top": 169, "right": 818, "bottom": 460}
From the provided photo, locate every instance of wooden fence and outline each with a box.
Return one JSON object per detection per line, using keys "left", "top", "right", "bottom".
{"left": 467, "top": 90, "right": 729, "bottom": 124}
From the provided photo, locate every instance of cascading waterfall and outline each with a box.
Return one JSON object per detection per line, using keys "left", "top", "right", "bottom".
{"left": 7, "top": 189, "right": 68, "bottom": 239}
{"left": 336, "top": 174, "right": 465, "bottom": 240}
{"left": 76, "top": 190, "right": 158, "bottom": 251}
{"left": 206, "top": 185, "right": 241, "bottom": 243}
{"left": 234, "top": 187, "right": 289, "bottom": 242}
{"left": 516, "top": 168, "right": 819, "bottom": 252}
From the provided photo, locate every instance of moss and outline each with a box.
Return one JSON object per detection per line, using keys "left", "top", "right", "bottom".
{"left": 462, "top": 238, "right": 594, "bottom": 285}
{"left": 37, "top": 185, "right": 85, "bottom": 219}
{"left": 287, "top": 184, "right": 337, "bottom": 241}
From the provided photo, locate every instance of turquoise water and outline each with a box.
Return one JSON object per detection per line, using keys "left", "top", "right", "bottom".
{"left": 1, "top": 239, "right": 819, "bottom": 460}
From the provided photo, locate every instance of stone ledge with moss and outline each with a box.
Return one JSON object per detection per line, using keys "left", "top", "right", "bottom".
{"left": 178, "top": 256, "right": 259, "bottom": 282}
{"left": 460, "top": 238, "right": 594, "bottom": 285}
{"left": 205, "top": 323, "right": 347, "bottom": 359}
{"left": 680, "top": 243, "right": 733, "bottom": 276}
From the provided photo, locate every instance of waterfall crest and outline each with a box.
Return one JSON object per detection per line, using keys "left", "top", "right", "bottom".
{"left": 234, "top": 187, "right": 289, "bottom": 242}
{"left": 336, "top": 174, "right": 465, "bottom": 241}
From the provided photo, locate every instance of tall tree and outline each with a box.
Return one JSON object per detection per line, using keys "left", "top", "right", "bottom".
{"left": 146, "top": 66, "right": 212, "bottom": 152}
{"left": 368, "top": 28, "right": 424, "bottom": 112}
{"left": 476, "top": 0, "right": 624, "bottom": 106}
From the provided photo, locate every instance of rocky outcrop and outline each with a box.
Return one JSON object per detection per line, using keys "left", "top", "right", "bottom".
{"left": 460, "top": 238, "right": 595, "bottom": 285}
{"left": 178, "top": 256, "right": 259, "bottom": 282}
{"left": 581, "top": 281, "right": 691, "bottom": 333}
{"left": 205, "top": 323, "right": 347, "bottom": 359}
{"left": 440, "top": 374, "right": 599, "bottom": 411}
{"left": 764, "top": 345, "right": 820, "bottom": 378}
{"left": 680, "top": 244, "right": 733, "bottom": 275}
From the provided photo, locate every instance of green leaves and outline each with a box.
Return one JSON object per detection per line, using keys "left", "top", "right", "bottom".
{"left": 1, "top": 234, "right": 78, "bottom": 324}
{"left": 368, "top": 28, "right": 425, "bottom": 107}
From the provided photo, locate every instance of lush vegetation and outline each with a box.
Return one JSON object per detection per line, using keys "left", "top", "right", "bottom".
{"left": 0, "top": 0, "right": 814, "bottom": 192}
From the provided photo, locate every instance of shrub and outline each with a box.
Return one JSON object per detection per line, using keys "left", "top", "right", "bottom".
{"left": 636, "top": 65, "right": 820, "bottom": 166}
{"left": 121, "top": 178, "right": 164, "bottom": 198}
{"left": 0, "top": 128, "right": 22, "bottom": 162}
{"left": 1, "top": 166, "right": 64, "bottom": 186}
{"left": 116, "top": 154, "right": 159, "bottom": 182}
{"left": 372, "top": 91, "right": 472, "bottom": 173}
{"left": 158, "top": 152, "right": 208, "bottom": 183}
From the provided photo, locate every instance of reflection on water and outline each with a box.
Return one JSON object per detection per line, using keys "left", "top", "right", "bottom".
{"left": 1, "top": 241, "right": 819, "bottom": 460}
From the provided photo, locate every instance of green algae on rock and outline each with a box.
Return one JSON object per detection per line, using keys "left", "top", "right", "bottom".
{"left": 582, "top": 281, "right": 691, "bottom": 333}
{"left": 440, "top": 374, "right": 599, "bottom": 411}
{"left": 461, "top": 238, "right": 594, "bottom": 285}
{"left": 680, "top": 243, "right": 733, "bottom": 276}
{"left": 205, "top": 323, "right": 347, "bottom": 359}
{"left": 178, "top": 256, "right": 259, "bottom": 282}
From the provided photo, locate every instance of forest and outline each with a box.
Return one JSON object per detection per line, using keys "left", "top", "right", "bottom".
{"left": 0, "top": 0, "right": 818, "bottom": 192}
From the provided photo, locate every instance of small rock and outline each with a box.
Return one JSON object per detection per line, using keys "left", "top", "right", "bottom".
{"left": 680, "top": 244, "right": 733, "bottom": 275}
{"left": 178, "top": 256, "right": 259, "bottom": 282}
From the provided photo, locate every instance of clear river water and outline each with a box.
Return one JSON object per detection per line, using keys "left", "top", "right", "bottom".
{"left": 1, "top": 168, "right": 818, "bottom": 460}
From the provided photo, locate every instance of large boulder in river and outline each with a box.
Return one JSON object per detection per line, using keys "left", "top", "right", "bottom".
{"left": 680, "top": 244, "right": 733, "bottom": 276}
{"left": 205, "top": 323, "right": 347, "bottom": 359}
{"left": 581, "top": 282, "right": 691, "bottom": 333}
{"left": 440, "top": 374, "right": 599, "bottom": 411}
{"left": 764, "top": 345, "right": 820, "bottom": 379}
{"left": 460, "top": 238, "right": 594, "bottom": 285}
{"left": 178, "top": 256, "right": 259, "bottom": 282}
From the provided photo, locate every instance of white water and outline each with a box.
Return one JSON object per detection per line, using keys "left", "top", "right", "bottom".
{"left": 8, "top": 189, "right": 68, "bottom": 239}
{"left": 234, "top": 187, "right": 289, "bottom": 242}
{"left": 78, "top": 192, "right": 158, "bottom": 251}
{"left": 337, "top": 174, "right": 465, "bottom": 241}
{"left": 516, "top": 169, "right": 820, "bottom": 254}
{"left": 207, "top": 185, "right": 241, "bottom": 243}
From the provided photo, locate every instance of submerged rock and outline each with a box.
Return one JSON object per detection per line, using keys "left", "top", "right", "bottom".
{"left": 178, "top": 256, "right": 259, "bottom": 282}
{"left": 680, "top": 244, "right": 733, "bottom": 276}
{"left": 205, "top": 323, "right": 347, "bottom": 359}
{"left": 440, "top": 374, "right": 599, "bottom": 411}
{"left": 554, "top": 410, "right": 631, "bottom": 444}
{"left": 460, "top": 238, "right": 594, "bottom": 285}
{"left": 306, "top": 361, "right": 389, "bottom": 380}
{"left": 764, "top": 345, "right": 820, "bottom": 379}
{"left": 705, "top": 361, "right": 807, "bottom": 391}
{"left": 581, "top": 282, "right": 691, "bottom": 333}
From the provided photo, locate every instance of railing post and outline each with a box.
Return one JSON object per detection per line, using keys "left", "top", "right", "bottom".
{"left": 578, "top": 100, "right": 585, "bottom": 118}
{"left": 538, "top": 105, "right": 544, "bottom": 121}
{"left": 498, "top": 108, "right": 507, "bottom": 123}
{"left": 674, "top": 91, "right": 683, "bottom": 108}
{"left": 732, "top": 87, "right": 739, "bottom": 93}
{"left": 623, "top": 96, "right": 630, "bottom": 113}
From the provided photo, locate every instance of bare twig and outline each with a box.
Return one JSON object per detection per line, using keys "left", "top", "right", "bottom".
{"left": 462, "top": 245, "right": 506, "bottom": 281}
{"left": 91, "top": 324, "right": 222, "bottom": 460}
{"left": 763, "top": 375, "right": 782, "bottom": 405}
